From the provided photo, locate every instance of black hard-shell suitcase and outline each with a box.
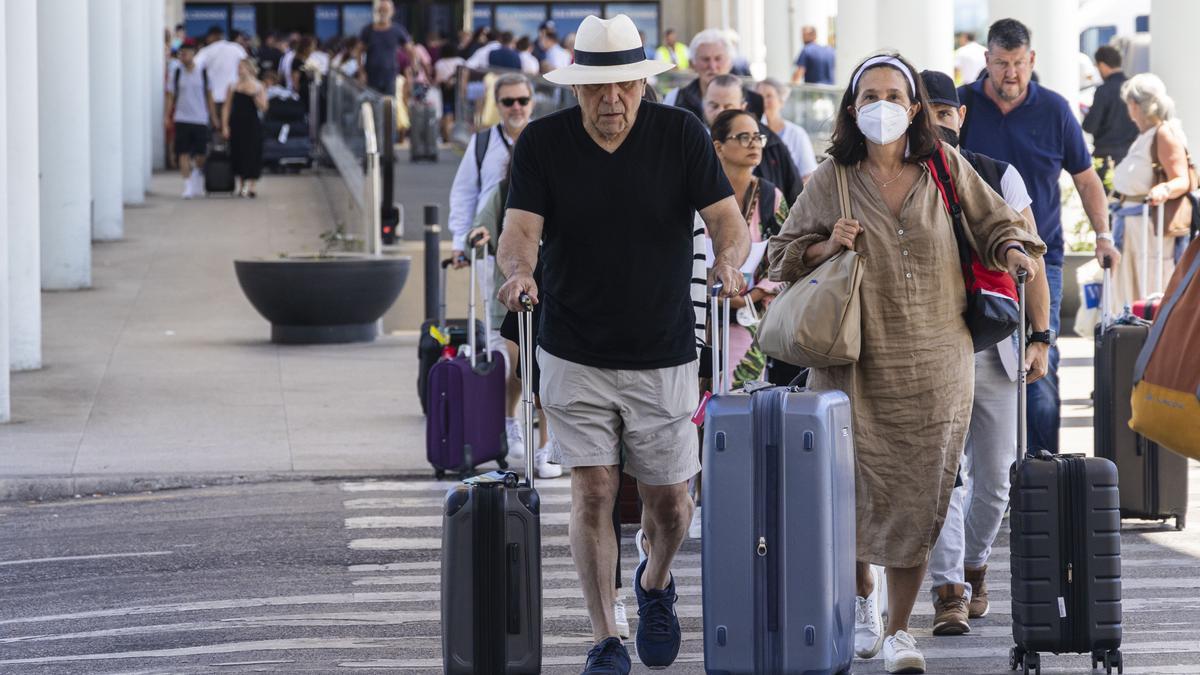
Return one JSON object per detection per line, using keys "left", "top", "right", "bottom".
{"left": 409, "top": 96, "right": 440, "bottom": 162}
{"left": 417, "top": 256, "right": 485, "bottom": 415}
{"left": 1094, "top": 258, "right": 1188, "bottom": 529}
{"left": 205, "top": 142, "right": 236, "bottom": 194}
{"left": 441, "top": 294, "right": 541, "bottom": 674}
{"left": 1009, "top": 271, "right": 1123, "bottom": 675}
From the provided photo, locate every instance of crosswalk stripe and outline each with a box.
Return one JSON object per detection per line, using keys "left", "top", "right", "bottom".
{"left": 345, "top": 512, "right": 572, "bottom": 528}
{"left": 345, "top": 494, "right": 574, "bottom": 509}
{"left": 0, "top": 637, "right": 409, "bottom": 666}
{"left": 341, "top": 478, "right": 573, "bottom": 492}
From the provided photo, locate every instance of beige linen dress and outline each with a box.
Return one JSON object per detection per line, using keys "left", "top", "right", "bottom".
{"left": 767, "top": 143, "right": 1046, "bottom": 568}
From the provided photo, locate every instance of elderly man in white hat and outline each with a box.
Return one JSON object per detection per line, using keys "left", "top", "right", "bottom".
{"left": 496, "top": 13, "right": 749, "bottom": 675}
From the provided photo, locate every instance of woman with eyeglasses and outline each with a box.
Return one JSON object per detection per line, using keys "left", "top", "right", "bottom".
{"left": 708, "top": 108, "right": 787, "bottom": 387}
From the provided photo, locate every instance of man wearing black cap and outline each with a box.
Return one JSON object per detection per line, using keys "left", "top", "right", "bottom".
{"left": 920, "top": 69, "right": 1053, "bottom": 638}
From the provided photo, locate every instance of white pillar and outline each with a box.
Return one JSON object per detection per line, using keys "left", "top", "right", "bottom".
{"left": 149, "top": 0, "right": 166, "bottom": 172}
{"left": 143, "top": 1, "right": 155, "bottom": 186}
{"left": 764, "top": 0, "right": 793, "bottom": 80}
{"left": 875, "top": 0, "right": 954, "bottom": 76}
{"left": 38, "top": 0, "right": 91, "bottom": 290}
{"left": 834, "top": 0, "right": 878, "bottom": 85}
{"left": 89, "top": 0, "right": 123, "bottom": 241}
{"left": 1151, "top": 0, "right": 1200, "bottom": 151}
{"left": 988, "top": 0, "right": 1078, "bottom": 115}
{"left": 0, "top": 0, "right": 11, "bottom": 421}
{"left": 6, "top": 0, "right": 41, "bottom": 371}
{"left": 122, "top": 0, "right": 147, "bottom": 204}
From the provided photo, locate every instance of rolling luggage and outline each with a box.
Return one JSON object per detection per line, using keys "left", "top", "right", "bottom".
{"left": 418, "top": 256, "right": 485, "bottom": 415}
{"left": 205, "top": 140, "right": 236, "bottom": 194}
{"left": 1010, "top": 270, "right": 1124, "bottom": 675}
{"left": 442, "top": 293, "right": 541, "bottom": 674}
{"left": 1094, "top": 253, "right": 1187, "bottom": 530}
{"left": 701, "top": 285, "right": 856, "bottom": 675}
{"left": 425, "top": 242, "right": 507, "bottom": 478}
{"left": 409, "top": 91, "right": 440, "bottom": 163}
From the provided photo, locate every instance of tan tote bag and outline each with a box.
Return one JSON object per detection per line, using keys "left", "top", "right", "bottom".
{"left": 757, "top": 163, "right": 865, "bottom": 368}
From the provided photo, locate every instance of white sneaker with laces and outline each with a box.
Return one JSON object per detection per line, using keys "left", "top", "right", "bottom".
{"left": 504, "top": 417, "right": 525, "bottom": 462}
{"left": 534, "top": 445, "right": 562, "bottom": 478}
{"left": 688, "top": 504, "right": 702, "bottom": 539}
{"left": 613, "top": 596, "right": 630, "bottom": 639}
{"left": 883, "top": 630, "right": 926, "bottom": 674}
{"left": 854, "top": 566, "right": 885, "bottom": 659}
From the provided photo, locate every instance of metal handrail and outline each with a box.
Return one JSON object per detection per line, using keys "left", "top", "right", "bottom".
{"left": 360, "top": 101, "right": 382, "bottom": 257}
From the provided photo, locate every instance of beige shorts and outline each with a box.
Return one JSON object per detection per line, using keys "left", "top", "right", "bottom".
{"left": 537, "top": 348, "right": 701, "bottom": 486}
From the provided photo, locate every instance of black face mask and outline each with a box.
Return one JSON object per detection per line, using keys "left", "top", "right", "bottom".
{"left": 937, "top": 125, "right": 960, "bottom": 148}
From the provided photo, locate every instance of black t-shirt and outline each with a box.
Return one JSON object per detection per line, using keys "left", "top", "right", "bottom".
{"left": 506, "top": 102, "right": 733, "bottom": 370}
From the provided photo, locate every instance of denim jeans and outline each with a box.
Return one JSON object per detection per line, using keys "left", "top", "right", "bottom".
{"left": 1027, "top": 263, "right": 1062, "bottom": 454}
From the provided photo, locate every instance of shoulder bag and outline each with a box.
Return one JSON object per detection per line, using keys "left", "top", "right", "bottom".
{"left": 756, "top": 163, "right": 864, "bottom": 368}
{"left": 1150, "top": 124, "right": 1200, "bottom": 239}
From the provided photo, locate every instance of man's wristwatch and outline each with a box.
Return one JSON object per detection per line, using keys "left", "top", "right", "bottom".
{"left": 1028, "top": 329, "right": 1057, "bottom": 347}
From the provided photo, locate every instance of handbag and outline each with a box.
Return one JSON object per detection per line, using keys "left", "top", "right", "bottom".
{"left": 1129, "top": 235, "right": 1200, "bottom": 459}
{"left": 927, "top": 144, "right": 1021, "bottom": 353}
{"left": 1150, "top": 124, "right": 1200, "bottom": 238}
{"left": 757, "top": 163, "right": 864, "bottom": 368}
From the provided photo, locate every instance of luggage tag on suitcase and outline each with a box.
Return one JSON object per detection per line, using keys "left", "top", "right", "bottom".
{"left": 463, "top": 470, "right": 519, "bottom": 487}
{"left": 691, "top": 391, "right": 713, "bottom": 426}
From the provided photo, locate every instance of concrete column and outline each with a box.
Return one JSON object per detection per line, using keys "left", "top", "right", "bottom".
{"left": 874, "top": 0, "right": 953, "bottom": 76}
{"left": 834, "top": 0, "right": 878, "bottom": 85}
{"left": 122, "top": 0, "right": 147, "bottom": 204}
{"left": 143, "top": 2, "right": 155, "bottom": 186}
{"left": 1151, "top": 0, "right": 1200, "bottom": 150}
{"left": 6, "top": 0, "right": 41, "bottom": 371}
{"left": 0, "top": 1, "right": 10, "bottom": 421}
{"left": 38, "top": 0, "right": 92, "bottom": 290}
{"left": 89, "top": 0, "right": 123, "bottom": 241}
{"left": 764, "top": 0, "right": 793, "bottom": 80}
{"left": 988, "top": 0, "right": 1078, "bottom": 115}
{"left": 149, "top": 0, "right": 166, "bottom": 172}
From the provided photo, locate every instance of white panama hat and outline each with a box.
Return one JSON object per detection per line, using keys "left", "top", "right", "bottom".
{"left": 543, "top": 14, "right": 675, "bottom": 86}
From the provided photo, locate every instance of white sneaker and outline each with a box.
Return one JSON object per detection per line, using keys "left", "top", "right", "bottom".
{"left": 883, "top": 630, "right": 926, "bottom": 674}
{"left": 688, "top": 504, "right": 702, "bottom": 539}
{"left": 854, "top": 566, "right": 885, "bottom": 659}
{"left": 181, "top": 178, "right": 195, "bottom": 199}
{"left": 190, "top": 169, "right": 205, "bottom": 197}
{"left": 505, "top": 417, "right": 525, "bottom": 462}
{"left": 613, "top": 596, "right": 630, "bottom": 639}
{"left": 534, "top": 445, "right": 562, "bottom": 479}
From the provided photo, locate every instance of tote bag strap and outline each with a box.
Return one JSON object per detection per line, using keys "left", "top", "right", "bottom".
{"left": 834, "top": 162, "right": 853, "bottom": 222}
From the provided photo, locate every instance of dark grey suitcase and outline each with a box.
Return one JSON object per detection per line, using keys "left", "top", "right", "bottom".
{"left": 440, "top": 297, "right": 540, "bottom": 674}
{"left": 701, "top": 288, "right": 856, "bottom": 675}
{"left": 1010, "top": 271, "right": 1124, "bottom": 675}
{"left": 1094, "top": 265, "right": 1188, "bottom": 529}
{"left": 409, "top": 95, "right": 440, "bottom": 162}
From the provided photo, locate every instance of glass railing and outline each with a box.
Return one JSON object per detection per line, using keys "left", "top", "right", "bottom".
{"left": 321, "top": 71, "right": 397, "bottom": 242}
{"left": 449, "top": 65, "right": 577, "bottom": 147}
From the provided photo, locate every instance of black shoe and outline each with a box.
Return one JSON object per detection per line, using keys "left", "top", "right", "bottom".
{"left": 634, "top": 558, "right": 682, "bottom": 668}
{"left": 582, "top": 636, "right": 631, "bottom": 674}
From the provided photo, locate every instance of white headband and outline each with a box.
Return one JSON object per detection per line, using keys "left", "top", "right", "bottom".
{"left": 851, "top": 56, "right": 916, "bottom": 96}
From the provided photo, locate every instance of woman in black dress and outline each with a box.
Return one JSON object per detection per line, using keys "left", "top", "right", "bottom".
{"left": 221, "top": 59, "right": 268, "bottom": 197}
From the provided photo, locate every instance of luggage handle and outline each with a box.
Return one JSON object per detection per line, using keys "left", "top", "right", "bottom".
{"left": 1139, "top": 199, "right": 1167, "bottom": 299}
{"left": 709, "top": 283, "right": 732, "bottom": 395}
{"left": 439, "top": 257, "right": 454, "bottom": 331}
{"left": 466, "top": 234, "right": 493, "bottom": 369}
{"left": 517, "top": 293, "right": 536, "bottom": 488}
{"left": 1017, "top": 269, "right": 1028, "bottom": 465}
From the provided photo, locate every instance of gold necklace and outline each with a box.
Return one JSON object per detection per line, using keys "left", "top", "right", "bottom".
{"left": 866, "top": 162, "right": 908, "bottom": 188}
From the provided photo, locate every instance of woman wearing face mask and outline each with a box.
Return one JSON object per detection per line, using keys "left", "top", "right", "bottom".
{"left": 767, "top": 52, "right": 1044, "bottom": 674}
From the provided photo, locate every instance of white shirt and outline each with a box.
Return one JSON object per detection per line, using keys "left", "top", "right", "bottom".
{"left": 1112, "top": 123, "right": 1188, "bottom": 197}
{"left": 542, "top": 44, "right": 572, "bottom": 71}
{"left": 775, "top": 119, "right": 818, "bottom": 178}
{"left": 466, "top": 42, "right": 500, "bottom": 70}
{"left": 279, "top": 50, "right": 296, "bottom": 90}
{"left": 434, "top": 56, "right": 465, "bottom": 85}
{"left": 196, "top": 40, "right": 248, "bottom": 103}
{"left": 954, "top": 41, "right": 987, "bottom": 85}
{"left": 518, "top": 51, "right": 540, "bottom": 76}
{"left": 448, "top": 126, "right": 516, "bottom": 250}
{"left": 309, "top": 50, "right": 330, "bottom": 75}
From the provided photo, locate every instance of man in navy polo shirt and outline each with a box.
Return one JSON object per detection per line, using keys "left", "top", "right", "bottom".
{"left": 958, "top": 18, "right": 1121, "bottom": 455}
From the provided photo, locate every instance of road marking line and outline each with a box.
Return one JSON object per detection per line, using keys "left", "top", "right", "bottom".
{"left": 340, "top": 478, "right": 572, "bottom": 492}
{"left": 343, "top": 493, "right": 574, "bottom": 509}
{"left": 345, "top": 512, "right": 571, "bottom": 529}
{"left": 0, "top": 637, "right": 408, "bottom": 665}
{"left": 0, "top": 551, "right": 174, "bottom": 567}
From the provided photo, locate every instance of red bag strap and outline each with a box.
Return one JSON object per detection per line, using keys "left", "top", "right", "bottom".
{"left": 926, "top": 145, "right": 976, "bottom": 283}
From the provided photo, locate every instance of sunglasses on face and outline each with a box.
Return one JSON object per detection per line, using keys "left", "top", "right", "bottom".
{"left": 500, "top": 96, "right": 532, "bottom": 107}
{"left": 722, "top": 132, "right": 767, "bottom": 148}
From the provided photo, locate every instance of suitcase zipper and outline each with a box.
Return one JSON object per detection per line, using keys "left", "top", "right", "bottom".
{"left": 1070, "top": 458, "right": 1090, "bottom": 652}
{"left": 473, "top": 485, "right": 506, "bottom": 672}
{"left": 1056, "top": 456, "right": 1074, "bottom": 649}
{"left": 751, "top": 390, "right": 780, "bottom": 673}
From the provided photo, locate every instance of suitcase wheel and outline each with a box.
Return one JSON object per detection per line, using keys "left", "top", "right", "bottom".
{"left": 1104, "top": 649, "right": 1123, "bottom": 675}
{"left": 1009, "top": 646, "right": 1023, "bottom": 671}
{"left": 434, "top": 468, "right": 446, "bottom": 480}
{"left": 1021, "top": 650, "right": 1039, "bottom": 675}
{"left": 1176, "top": 514, "right": 1186, "bottom": 530}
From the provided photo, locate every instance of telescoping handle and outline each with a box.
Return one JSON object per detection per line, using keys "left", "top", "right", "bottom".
{"left": 709, "top": 283, "right": 732, "bottom": 395}
{"left": 516, "top": 293, "right": 536, "bottom": 488}
{"left": 1016, "top": 269, "right": 1028, "bottom": 465}
{"left": 466, "top": 232, "right": 492, "bottom": 369}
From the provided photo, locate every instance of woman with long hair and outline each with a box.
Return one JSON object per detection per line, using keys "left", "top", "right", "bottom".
{"left": 222, "top": 58, "right": 267, "bottom": 197}
{"left": 767, "top": 52, "right": 1044, "bottom": 673}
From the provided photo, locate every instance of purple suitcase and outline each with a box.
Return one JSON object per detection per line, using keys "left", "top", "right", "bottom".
{"left": 426, "top": 242, "right": 508, "bottom": 478}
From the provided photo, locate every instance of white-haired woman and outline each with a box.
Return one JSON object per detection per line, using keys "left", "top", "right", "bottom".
{"left": 756, "top": 77, "right": 818, "bottom": 183}
{"left": 1110, "top": 73, "right": 1192, "bottom": 308}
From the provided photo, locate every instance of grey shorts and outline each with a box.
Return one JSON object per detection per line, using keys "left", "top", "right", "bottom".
{"left": 537, "top": 348, "right": 701, "bottom": 486}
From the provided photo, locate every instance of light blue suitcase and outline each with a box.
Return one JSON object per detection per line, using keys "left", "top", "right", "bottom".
{"left": 701, "top": 289, "right": 857, "bottom": 675}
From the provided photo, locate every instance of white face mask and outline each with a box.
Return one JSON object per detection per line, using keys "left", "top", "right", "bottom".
{"left": 856, "top": 100, "right": 911, "bottom": 145}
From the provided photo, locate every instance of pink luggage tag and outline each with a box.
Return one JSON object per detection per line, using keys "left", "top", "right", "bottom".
{"left": 692, "top": 390, "right": 713, "bottom": 426}
{"left": 441, "top": 345, "right": 458, "bottom": 360}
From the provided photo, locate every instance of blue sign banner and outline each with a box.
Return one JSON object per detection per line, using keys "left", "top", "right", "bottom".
{"left": 550, "top": 4, "right": 600, "bottom": 40}
{"left": 342, "top": 4, "right": 374, "bottom": 38}
{"left": 314, "top": 4, "right": 341, "bottom": 42}
{"left": 495, "top": 3, "right": 547, "bottom": 41}
{"left": 231, "top": 5, "right": 256, "bottom": 37}
{"left": 606, "top": 3, "right": 658, "bottom": 50}
{"left": 184, "top": 6, "right": 229, "bottom": 39}
{"left": 474, "top": 4, "right": 494, "bottom": 30}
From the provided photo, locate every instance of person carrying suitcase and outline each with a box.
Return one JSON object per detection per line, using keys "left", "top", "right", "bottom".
{"left": 767, "top": 53, "right": 1043, "bottom": 673}
{"left": 496, "top": 14, "right": 750, "bottom": 674}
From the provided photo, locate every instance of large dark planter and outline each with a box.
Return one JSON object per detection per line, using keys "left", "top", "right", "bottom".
{"left": 235, "top": 255, "right": 410, "bottom": 344}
